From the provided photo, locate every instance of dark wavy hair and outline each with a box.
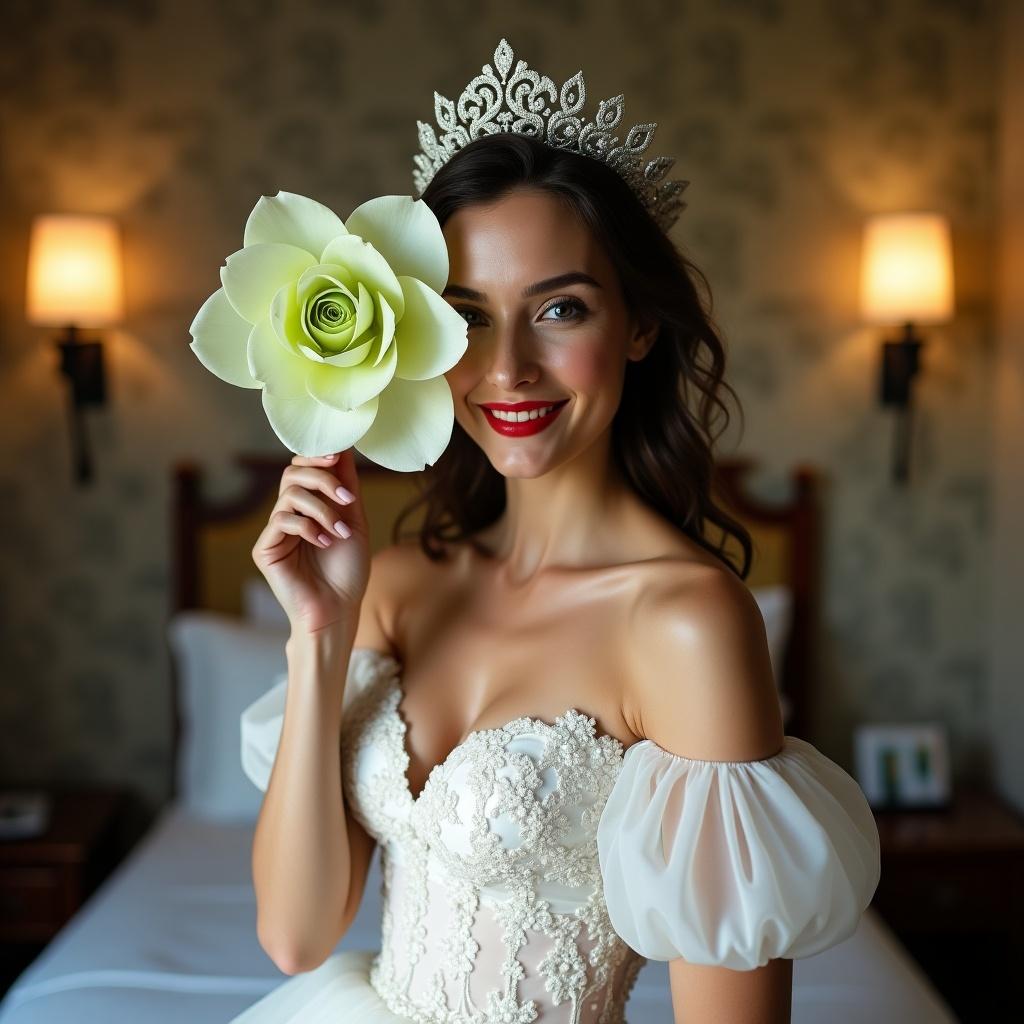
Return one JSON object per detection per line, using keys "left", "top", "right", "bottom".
{"left": 390, "top": 133, "right": 753, "bottom": 579}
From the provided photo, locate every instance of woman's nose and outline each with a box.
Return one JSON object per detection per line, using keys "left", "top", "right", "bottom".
{"left": 484, "top": 320, "right": 540, "bottom": 389}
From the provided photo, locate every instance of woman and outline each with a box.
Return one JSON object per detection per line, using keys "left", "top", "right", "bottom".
{"left": 231, "top": 45, "right": 881, "bottom": 1024}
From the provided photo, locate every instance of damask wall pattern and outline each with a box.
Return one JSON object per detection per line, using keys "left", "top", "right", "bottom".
{"left": 0, "top": 0, "right": 999, "bottom": 812}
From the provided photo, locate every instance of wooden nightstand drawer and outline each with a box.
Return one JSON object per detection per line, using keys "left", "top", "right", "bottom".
{"left": 869, "top": 785, "right": 1024, "bottom": 1021}
{"left": 0, "top": 866, "right": 68, "bottom": 940}
{"left": 875, "top": 855, "right": 1012, "bottom": 932}
{"left": 0, "top": 787, "right": 139, "bottom": 947}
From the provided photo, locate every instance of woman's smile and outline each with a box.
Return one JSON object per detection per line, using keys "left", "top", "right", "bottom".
{"left": 479, "top": 398, "right": 570, "bottom": 436}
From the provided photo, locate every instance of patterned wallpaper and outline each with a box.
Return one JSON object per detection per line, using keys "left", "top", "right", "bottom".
{"left": 0, "top": 0, "right": 999, "bottom": 813}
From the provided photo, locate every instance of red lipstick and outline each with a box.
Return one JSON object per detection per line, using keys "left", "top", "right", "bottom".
{"left": 478, "top": 399, "right": 569, "bottom": 437}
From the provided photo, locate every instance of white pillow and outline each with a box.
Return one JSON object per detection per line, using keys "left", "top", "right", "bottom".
{"left": 750, "top": 584, "right": 794, "bottom": 725}
{"left": 750, "top": 584, "right": 793, "bottom": 683}
{"left": 242, "top": 576, "right": 291, "bottom": 629}
{"left": 167, "top": 610, "right": 289, "bottom": 821}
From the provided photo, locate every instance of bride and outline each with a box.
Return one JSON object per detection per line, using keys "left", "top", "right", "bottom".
{"left": 230, "top": 38, "right": 880, "bottom": 1024}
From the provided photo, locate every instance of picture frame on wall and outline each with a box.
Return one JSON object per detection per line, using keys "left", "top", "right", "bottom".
{"left": 853, "top": 721, "right": 952, "bottom": 811}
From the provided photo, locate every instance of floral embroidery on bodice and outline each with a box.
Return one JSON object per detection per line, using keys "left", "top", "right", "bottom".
{"left": 339, "top": 648, "right": 645, "bottom": 1024}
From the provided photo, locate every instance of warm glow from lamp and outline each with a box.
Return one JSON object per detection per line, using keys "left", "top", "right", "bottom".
{"left": 26, "top": 214, "right": 124, "bottom": 327}
{"left": 860, "top": 212, "right": 953, "bottom": 326}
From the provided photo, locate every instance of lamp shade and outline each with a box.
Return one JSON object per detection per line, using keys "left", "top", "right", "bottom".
{"left": 26, "top": 214, "right": 124, "bottom": 327}
{"left": 859, "top": 212, "right": 954, "bottom": 325}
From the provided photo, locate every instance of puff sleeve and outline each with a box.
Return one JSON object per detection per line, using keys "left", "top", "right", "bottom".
{"left": 595, "top": 735, "right": 881, "bottom": 971}
{"left": 240, "top": 646, "right": 400, "bottom": 792}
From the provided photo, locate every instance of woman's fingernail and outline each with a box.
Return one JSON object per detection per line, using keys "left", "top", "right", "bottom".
{"left": 334, "top": 520, "right": 351, "bottom": 538}
{"left": 335, "top": 486, "right": 355, "bottom": 504}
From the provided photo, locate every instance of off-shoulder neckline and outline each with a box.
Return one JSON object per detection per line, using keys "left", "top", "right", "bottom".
{"left": 349, "top": 646, "right": 795, "bottom": 789}
{"left": 627, "top": 737, "right": 793, "bottom": 766}
{"left": 380, "top": 671, "right": 626, "bottom": 805}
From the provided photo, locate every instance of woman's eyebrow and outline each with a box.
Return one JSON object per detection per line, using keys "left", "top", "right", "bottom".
{"left": 441, "top": 271, "right": 603, "bottom": 301}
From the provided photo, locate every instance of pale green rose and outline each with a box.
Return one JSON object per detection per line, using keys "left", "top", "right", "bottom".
{"left": 188, "top": 190, "right": 468, "bottom": 471}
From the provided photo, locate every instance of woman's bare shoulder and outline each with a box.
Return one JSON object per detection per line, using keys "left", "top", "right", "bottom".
{"left": 369, "top": 536, "right": 468, "bottom": 590}
{"left": 355, "top": 538, "right": 468, "bottom": 654}
{"left": 353, "top": 540, "right": 421, "bottom": 656}
{"left": 608, "top": 491, "right": 722, "bottom": 568}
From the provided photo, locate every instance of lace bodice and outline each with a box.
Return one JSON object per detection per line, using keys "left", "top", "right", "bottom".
{"left": 338, "top": 648, "right": 639, "bottom": 1024}
{"left": 240, "top": 647, "right": 881, "bottom": 1024}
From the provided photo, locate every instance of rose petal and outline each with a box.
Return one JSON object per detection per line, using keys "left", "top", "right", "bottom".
{"left": 309, "top": 320, "right": 355, "bottom": 353}
{"left": 322, "top": 335, "right": 375, "bottom": 368}
{"left": 344, "top": 195, "right": 449, "bottom": 295}
{"left": 189, "top": 287, "right": 261, "bottom": 388}
{"left": 306, "top": 333, "right": 397, "bottom": 412}
{"left": 247, "top": 316, "right": 309, "bottom": 398}
{"left": 353, "top": 373, "right": 455, "bottom": 472}
{"left": 301, "top": 287, "right": 357, "bottom": 353}
{"left": 352, "top": 280, "right": 374, "bottom": 343}
{"left": 270, "top": 281, "right": 304, "bottom": 351}
{"left": 320, "top": 234, "right": 405, "bottom": 320}
{"left": 298, "top": 342, "right": 326, "bottom": 362}
{"left": 244, "top": 191, "right": 348, "bottom": 259}
{"left": 374, "top": 292, "right": 395, "bottom": 367}
{"left": 221, "top": 242, "right": 316, "bottom": 325}
{"left": 306, "top": 285, "right": 357, "bottom": 351}
{"left": 297, "top": 264, "right": 357, "bottom": 305}
{"left": 394, "top": 275, "right": 469, "bottom": 380}
{"left": 261, "top": 388, "right": 379, "bottom": 457}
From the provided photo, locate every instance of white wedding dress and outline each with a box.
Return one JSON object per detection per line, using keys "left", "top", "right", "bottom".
{"left": 231, "top": 647, "right": 881, "bottom": 1023}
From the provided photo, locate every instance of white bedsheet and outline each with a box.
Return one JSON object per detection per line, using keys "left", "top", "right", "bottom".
{"left": 0, "top": 803, "right": 957, "bottom": 1023}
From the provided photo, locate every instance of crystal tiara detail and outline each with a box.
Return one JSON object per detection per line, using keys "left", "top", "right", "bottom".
{"left": 411, "top": 37, "right": 690, "bottom": 232}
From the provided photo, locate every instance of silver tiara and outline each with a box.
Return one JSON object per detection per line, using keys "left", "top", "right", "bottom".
{"left": 412, "top": 37, "right": 690, "bottom": 232}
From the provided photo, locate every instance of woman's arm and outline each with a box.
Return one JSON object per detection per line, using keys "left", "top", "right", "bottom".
{"left": 251, "top": 540, "right": 399, "bottom": 970}
{"left": 669, "top": 958, "right": 792, "bottom": 1024}
{"left": 251, "top": 544, "right": 396, "bottom": 975}
{"left": 251, "top": 621, "right": 359, "bottom": 975}
{"left": 625, "top": 566, "right": 792, "bottom": 1024}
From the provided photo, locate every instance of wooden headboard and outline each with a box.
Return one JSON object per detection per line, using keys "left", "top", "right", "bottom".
{"left": 169, "top": 454, "right": 819, "bottom": 796}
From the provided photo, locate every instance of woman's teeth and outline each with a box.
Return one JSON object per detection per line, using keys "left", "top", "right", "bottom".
{"left": 490, "top": 405, "right": 557, "bottom": 422}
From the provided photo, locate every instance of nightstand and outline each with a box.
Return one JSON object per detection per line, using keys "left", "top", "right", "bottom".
{"left": 0, "top": 785, "right": 138, "bottom": 995}
{"left": 870, "top": 781, "right": 1024, "bottom": 1022}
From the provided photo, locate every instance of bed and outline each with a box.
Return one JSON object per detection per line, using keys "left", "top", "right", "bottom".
{"left": 0, "top": 454, "right": 958, "bottom": 1023}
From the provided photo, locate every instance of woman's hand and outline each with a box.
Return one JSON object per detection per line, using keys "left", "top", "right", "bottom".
{"left": 251, "top": 449, "right": 371, "bottom": 638}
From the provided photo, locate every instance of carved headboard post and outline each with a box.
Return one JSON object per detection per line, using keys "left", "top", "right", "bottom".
{"left": 710, "top": 456, "right": 820, "bottom": 742}
{"left": 784, "top": 464, "right": 820, "bottom": 740}
{"left": 173, "top": 461, "right": 201, "bottom": 614}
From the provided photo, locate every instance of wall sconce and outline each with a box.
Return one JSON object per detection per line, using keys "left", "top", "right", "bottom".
{"left": 26, "top": 213, "right": 124, "bottom": 486}
{"left": 859, "top": 212, "right": 954, "bottom": 485}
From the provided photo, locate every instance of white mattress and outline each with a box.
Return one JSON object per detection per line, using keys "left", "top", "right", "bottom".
{"left": 0, "top": 803, "right": 957, "bottom": 1023}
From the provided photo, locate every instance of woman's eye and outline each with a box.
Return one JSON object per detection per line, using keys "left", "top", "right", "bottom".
{"left": 454, "top": 299, "right": 586, "bottom": 328}
{"left": 541, "top": 298, "right": 586, "bottom": 321}
{"left": 457, "top": 308, "right": 484, "bottom": 326}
